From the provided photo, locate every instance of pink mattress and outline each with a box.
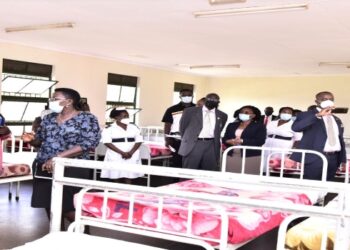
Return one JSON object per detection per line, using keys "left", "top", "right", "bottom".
{"left": 336, "top": 159, "right": 350, "bottom": 176}
{"left": 77, "top": 180, "right": 311, "bottom": 244}
{"left": 0, "top": 163, "right": 31, "bottom": 178}
{"left": 269, "top": 157, "right": 300, "bottom": 173}
{"left": 147, "top": 144, "right": 171, "bottom": 157}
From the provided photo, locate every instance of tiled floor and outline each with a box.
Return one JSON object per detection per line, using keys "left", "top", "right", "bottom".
{"left": 0, "top": 180, "right": 49, "bottom": 250}
{"left": 0, "top": 179, "right": 278, "bottom": 250}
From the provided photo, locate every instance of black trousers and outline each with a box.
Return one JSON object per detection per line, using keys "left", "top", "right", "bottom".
{"left": 167, "top": 138, "right": 182, "bottom": 168}
{"left": 31, "top": 160, "right": 90, "bottom": 212}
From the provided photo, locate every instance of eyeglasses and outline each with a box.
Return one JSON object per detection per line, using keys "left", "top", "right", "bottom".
{"left": 48, "top": 97, "right": 66, "bottom": 102}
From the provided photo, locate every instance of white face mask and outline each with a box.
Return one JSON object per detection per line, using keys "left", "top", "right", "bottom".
{"left": 49, "top": 100, "right": 64, "bottom": 113}
{"left": 239, "top": 113, "right": 251, "bottom": 122}
{"left": 280, "top": 113, "right": 292, "bottom": 121}
{"left": 120, "top": 118, "right": 130, "bottom": 125}
{"left": 181, "top": 96, "right": 193, "bottom": 104}
{"left": 320, "top": 100, "right": 334, "bottom": 109}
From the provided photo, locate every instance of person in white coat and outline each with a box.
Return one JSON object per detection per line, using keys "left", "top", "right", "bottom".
{"left": 100, "top": 108, "right": 144, "bottom": 183}
{"left": 263, "top": 107, "right": 302, "bottom": 172}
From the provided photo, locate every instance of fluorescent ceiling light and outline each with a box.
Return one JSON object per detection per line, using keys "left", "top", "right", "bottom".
{"left": 319, "top": 62, "right": 350, "bottom": 67}
{"left": 189, "top": 64, "right": 240, "bottom": 69}
{"left": 5, "top": 22, "right": 74, "bottom": 33}
{"left": 193, "top": 3, "right": 308, "bottom": 18}
{"left": 209, "top": 0, "right": 246, "bottom": 5}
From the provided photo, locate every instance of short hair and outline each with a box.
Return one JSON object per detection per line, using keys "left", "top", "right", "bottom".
{"left": 55, "top": 88, "right": 81, "bottom": 110}
{"left": 239, "top": 105, "right": 261, "bottom": 122}
{"left": 265, "top": 106, "right": 274, "bottom": 111}
{"left": 233, "top": 108, "right": 240, "bottom": 118}
{"left": 179, "top": 89, "right": 193, "bottom": 94}
{"left": 109, "top": 108, "right": 128, "bottom": 119}
{"left": 206, "top": 93, "right": 220, "bottom": 100}
{"left": 315, "top": 91, "right": 333, "bottom": 99}
{"left": 278, "top": 106, "right": 294, "bottom": 113}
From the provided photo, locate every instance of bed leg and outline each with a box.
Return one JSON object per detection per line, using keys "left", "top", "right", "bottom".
{"left": 16, "top": 181, "right": 20, "bottom": 201}
{"left": 8, "top": 182, "right": 13, "bottom": 201}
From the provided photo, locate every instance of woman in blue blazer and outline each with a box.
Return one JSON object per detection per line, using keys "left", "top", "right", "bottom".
{"left": 222, "top": 105, "right": 266, "bottom": 174}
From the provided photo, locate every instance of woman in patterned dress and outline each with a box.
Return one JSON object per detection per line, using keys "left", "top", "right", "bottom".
{"left": 22, "top": 88, "right": 101, "bottom": 227}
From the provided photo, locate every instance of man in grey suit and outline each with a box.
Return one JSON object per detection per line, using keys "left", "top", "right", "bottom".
{"left": 178, "top": 93, "right": 228, "bottom": 171}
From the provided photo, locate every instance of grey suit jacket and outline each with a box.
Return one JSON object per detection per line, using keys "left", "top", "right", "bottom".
{"left": 178, "top": 106, "right": 228, "bottom": 160}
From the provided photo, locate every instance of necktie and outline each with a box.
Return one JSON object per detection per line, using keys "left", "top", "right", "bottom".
{"left": 203, "top": 110, "right": 211, "bottom": 136}
{"left": 326, "top": 115, "right": 337, "bottom": 146}
{"left": 264, "top": 116, "right": 268, "bottom": 125}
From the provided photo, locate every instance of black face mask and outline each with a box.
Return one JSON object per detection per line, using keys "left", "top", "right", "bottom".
{"left": 265, "top": 110, "right": 273, "bottom": 116}
{"left": 205, "top": 100, "right": 219, "bottom": 110}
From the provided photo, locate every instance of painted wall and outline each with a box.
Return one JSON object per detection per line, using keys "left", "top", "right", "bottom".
{"left": 207, "top": 76, "right": 350, "bottom": 136}
{"left": 0, "top": 42, "right": 209, "bottom": 127}
{"left": 1, "top": 42, "right": 349, "bottom": 136}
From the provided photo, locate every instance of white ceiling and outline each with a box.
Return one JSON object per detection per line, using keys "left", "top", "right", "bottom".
{"left": 1, "top": 0, "right": 350, "bottom": 77}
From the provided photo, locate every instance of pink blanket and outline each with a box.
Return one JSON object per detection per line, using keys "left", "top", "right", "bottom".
{"left": 147, "top": 144, "right": 171, "bottom": 157}
{"left": 78, "top": 180, "right": 311, "bottom": 244}
{"left": 0, "top": 163, "right": 31, "bottom": 178}
{"left": 269, "top": 157, "right": 300, "bottom": 173}
{"left": 0, "top": 136, "right": 31, "bottom": 178}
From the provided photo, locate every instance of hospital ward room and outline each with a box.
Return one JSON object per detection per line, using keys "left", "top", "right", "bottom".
{"left": 1, "top": 0, "right": 350, "bottom": 249}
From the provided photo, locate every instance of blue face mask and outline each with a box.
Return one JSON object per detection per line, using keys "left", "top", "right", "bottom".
{"left": 280, "top": 113, "right": 292, "bottom": 121}
{"left": 291, "top": 116, "right": 297, "bottom": 121}
{"left": 239, "top": 113, "right": 251, "bottom": 121}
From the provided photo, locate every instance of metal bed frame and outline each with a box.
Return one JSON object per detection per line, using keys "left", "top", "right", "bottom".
{"left": 1, "top": 135, "right": 36, "bottom": 200}
{"left": 47, "top": 146, "right": 348, "bottom": 249}
{"left": 222, "top": 145, "right": 328, "bottom": 181}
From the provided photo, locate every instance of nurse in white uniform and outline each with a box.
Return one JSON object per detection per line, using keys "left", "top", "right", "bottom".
{"left": 263, "top": 107, "right": 302, "bottom": 171}
{"left": 100, "top": 108, "right": 144, "bottom": 183}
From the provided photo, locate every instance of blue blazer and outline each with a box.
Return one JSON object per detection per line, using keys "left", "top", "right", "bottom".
{"left": 290, "top": 109, "right": 346, "bottom": 165}
{"left": 222, "top": 121, "right": 266, "bottom": 157}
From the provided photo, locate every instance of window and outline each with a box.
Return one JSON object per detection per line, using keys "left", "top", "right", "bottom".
{"left": 1, "top": 59, "right": 57, "bottom": 136}
{"left": 173, "top": 82, "right": 195, "bottom": 104}
{"left": 106, "top": 73, "right": 138, "bottom": 123}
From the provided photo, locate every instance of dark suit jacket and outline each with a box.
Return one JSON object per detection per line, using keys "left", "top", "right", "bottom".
{"left": 290, "top": 109, "right": 346, "bottom": 165}
{"left": 178, "top": 106, "right": 228, "bottom": 161}
{"left": 222, "top": 121, "right": 266, "bottom": 157}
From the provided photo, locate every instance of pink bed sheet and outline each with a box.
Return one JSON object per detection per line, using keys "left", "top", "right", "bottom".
{"left": 336, "top": 159, "right": 350, "bottom": 176}
{"left": 269, "top": 157, "right": 300, "bottom": 173}
{"left": 147, "top": 144, "right": 171, "bottom": 157}
{"left": 0, "top": 163, "right": 31, "bottom": 178}
{"left": 77, "top": 180, "right": 311, "bottom": 244}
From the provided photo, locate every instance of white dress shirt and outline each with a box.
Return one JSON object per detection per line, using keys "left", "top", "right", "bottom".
{"left": 198, "top": 106, "right": 216, "bottom": 138}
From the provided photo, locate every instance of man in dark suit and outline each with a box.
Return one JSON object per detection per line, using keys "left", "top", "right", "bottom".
{"left": 178, "top": 93, "right": 228, "bottom": 171}
{"left": 290, "top": 91, "right": 346, "bottom": 181}
{"left": 260, "top": 106, "right": 277, "bottom": 126}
